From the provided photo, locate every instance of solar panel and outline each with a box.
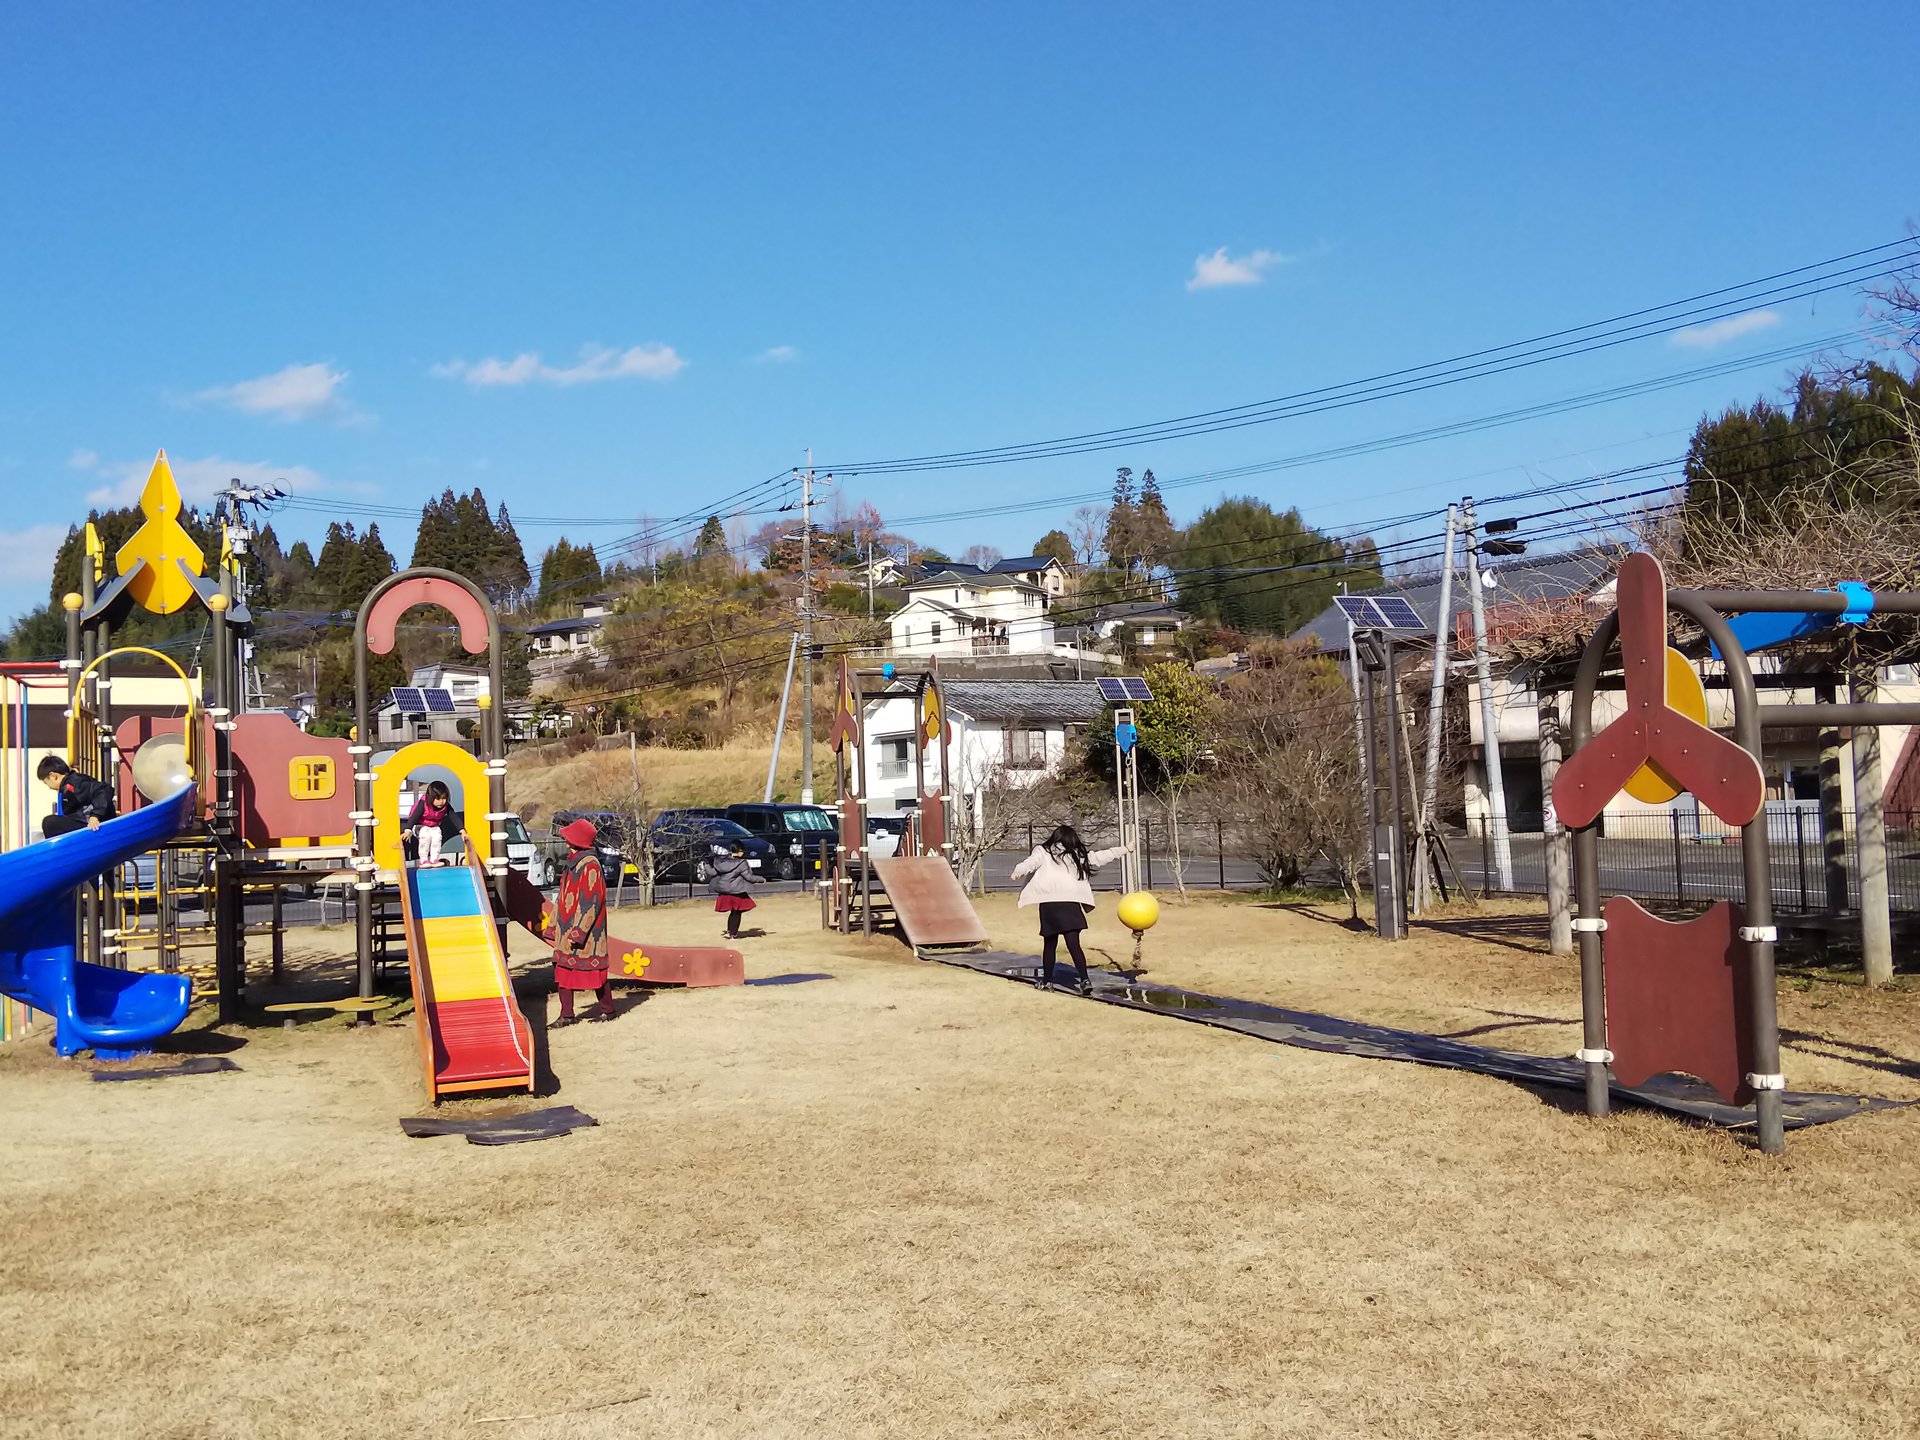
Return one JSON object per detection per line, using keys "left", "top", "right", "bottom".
{"left": 422, "top": 688, "right": 457, "bottom": 713}
{"left": 390, "top": 687, "right": 426, "bottom": 714}
{"left": 1371, "top": 596, "right": 1427, "bottom": 631}
{"left": 1099, "top": 676, "right": 1155, "bottom": 703}
{"left": 1335, "top": 595, "right": 1387, "bottom": 629}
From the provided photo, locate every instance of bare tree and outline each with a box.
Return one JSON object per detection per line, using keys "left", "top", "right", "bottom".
{"left": 1069, "top": 505, "right": 1109, "bottom": 571}
{"left": 961, "top": 543, "right": 1003, "bottom": 569}
{"left": 1213, "top": 642, "right": 1369, "bottom": 913}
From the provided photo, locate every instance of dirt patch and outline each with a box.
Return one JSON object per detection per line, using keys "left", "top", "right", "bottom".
{"left": 2, "top": 892, "right": 1916, "bottom": 1438}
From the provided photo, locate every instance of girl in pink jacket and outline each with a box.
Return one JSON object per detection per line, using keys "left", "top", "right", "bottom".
{"left": 1011, "top": 824, "right": 1130, "bottom": 995}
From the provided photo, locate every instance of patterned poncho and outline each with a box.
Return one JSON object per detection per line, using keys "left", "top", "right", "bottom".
{"left": 552, "top": 848, "right": 609, "bottom": 985}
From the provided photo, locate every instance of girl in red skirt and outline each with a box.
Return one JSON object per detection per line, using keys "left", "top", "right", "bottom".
{"left": 709, "top": 839, "right": 759, "bottom": 939}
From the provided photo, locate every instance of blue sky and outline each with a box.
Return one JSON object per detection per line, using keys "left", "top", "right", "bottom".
{"left": 2, "top": 2, "right": 1915, "bottom": 624}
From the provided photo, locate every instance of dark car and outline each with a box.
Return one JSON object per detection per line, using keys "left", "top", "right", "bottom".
{"left": 648, "top": 811, "right": 774, "bottom": 883}
{"left": 724, "top": 803, "right": 840, "bottom": 880}
{"left": 551, "top": 809, "right": 639, "bottom": 887}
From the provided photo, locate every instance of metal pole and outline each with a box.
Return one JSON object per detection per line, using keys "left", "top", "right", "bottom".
{"left": 1359, "top": 653, "right": 1388, "bottom": 936}
{"left": 1671, "top": 808, "right": 1686, "bottom": 903}
{"left": 1381, "top": 640, "right": 1409, "bottom": 937}
{"left": 1461, "top": 499, "right": 1513, "bottom": 891}
{"left": 1413, "top": 505, "right": 1458, "bottom": 915}
{"left": 1568, "top": 612, "right": 1617, "bottom": 1120}
{"left": 764, "top": 632, "right": 800, "bottom": 803}
{"left": 1538, "top": 690, "right": 1573, "bottom": 955}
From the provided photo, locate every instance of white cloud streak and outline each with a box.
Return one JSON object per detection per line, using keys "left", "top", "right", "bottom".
{"left": 432, "top": 343, "right": 687, "bottom": 387}
{"left": 67, "top": 448, "right": 99, "bottom": 470}
{"left": 0, "top": 524, "right": 71, "bottom": 591}
{"left": 194, "top": 361, "right": 361, "bottom": 422}
{"left": 1669, "top": 310, "right": 1782, "bottom": 349}
{"left": 754, "top": 345, "right": 799, "bottom": 364}
{"left": 1187, "top": 246, "right": 1288, "bottom": 291}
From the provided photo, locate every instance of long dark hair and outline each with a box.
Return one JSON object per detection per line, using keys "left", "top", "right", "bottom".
{"left": 1043, "top": 824, "right": 1091, "bottom": 878}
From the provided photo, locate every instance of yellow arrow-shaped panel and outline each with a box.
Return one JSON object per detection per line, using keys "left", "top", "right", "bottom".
{"left": 115, "top": 451, "right": 206, "bottom": 615}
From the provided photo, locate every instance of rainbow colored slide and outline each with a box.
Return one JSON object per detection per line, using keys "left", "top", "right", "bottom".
{"left": 0, "top": 786, "right": 197, "bottom": 1058}
{"left": 399, "top": 857, "right": 535, "bottom": 1101}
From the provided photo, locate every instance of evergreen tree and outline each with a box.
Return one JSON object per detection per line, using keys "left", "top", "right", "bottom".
{"left": 491, "top": 502, "right": 531, "bottom": 601}
{"left": 1032, "top": 529, "right": 1076, "bottom": 568}
{"left": 1175, "top": 497, "right": 1377, "bottom": 636}
{"left": 1133, "top": 470, "right": 1177, "bottom": 575}
{"left": 694, "top": 515, "right": 727, "bottom": 558}
{"left": 537, "top": 538, "right": 603, "bottom": 605}
{"left": 1103, "top": 467, "right": 1139, "bottom": 574}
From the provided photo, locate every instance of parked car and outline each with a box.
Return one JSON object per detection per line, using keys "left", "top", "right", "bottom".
{"left": 865, "top": 814, "right": 906, "bottom": 860}
{"left": 648, "top": 811, "right": 774, "bottom": 883}
{"left": 551, "top": 809, "right": 639, "bottom": 887}
{"left": 724, "top": 803, "right": 840, "bottom": 879}
{"left": 501, "top": 816, "right": 551, "bottom": 888}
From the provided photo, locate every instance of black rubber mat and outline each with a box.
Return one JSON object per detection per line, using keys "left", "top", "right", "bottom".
{"left": 91, "top": 1056, "right": 242, "bottom": 1083}
{"left": 950, "top": 951, "right": 1909, "bottom": 1132}
{"left": 400, "top": 1105, "right": 599, "bottom": 1146}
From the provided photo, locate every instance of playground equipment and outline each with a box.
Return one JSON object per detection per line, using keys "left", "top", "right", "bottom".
{"left": 0, "top": 788, "right": 198, "bottom": 1057}
{"left": 399, "top": 854, "right": 535, "bottom": 1100}
{"left": 1557, "top": 553, "right": 1920, "bottom": 1155}
{"left": 4, "top": 450, "right": 741, "bottom": 1086}
{"left": 823, "top": 658, "right": 989, "bottom": 952}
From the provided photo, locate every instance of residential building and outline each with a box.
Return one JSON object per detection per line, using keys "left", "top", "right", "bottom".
{"left": 859, "top": 679, "right": 1105, "bottom": 818}
{"left": 889, "top": 569, "right": 1056, "bottom": 657}
{"left": 370, "top": 663, "right": 492, "bottom": 749}
{"left": 1087, "top": 599, "right": 1192, "bottom": 648}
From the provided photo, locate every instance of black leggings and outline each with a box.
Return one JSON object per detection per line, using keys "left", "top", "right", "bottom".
{"left": 1040, "top": 930, "right": 1088, "bottom": 985}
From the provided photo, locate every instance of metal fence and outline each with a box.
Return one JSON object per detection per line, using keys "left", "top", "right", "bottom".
{"left": 1459, "top": 810, "right": 1920, "bottom": 914}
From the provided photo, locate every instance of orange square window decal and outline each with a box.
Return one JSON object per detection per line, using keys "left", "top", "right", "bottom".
{"left": 290, "top": 757, "right": 336, "bottom": 800}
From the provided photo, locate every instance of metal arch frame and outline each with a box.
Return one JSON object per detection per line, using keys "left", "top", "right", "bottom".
{"left": 1568, "top": 595, "right": 1784, "bottom": 1153}
{"left": 351, "top": 568, "right": 507, "bottom": 1004}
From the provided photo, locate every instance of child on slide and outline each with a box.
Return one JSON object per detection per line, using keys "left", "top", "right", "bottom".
{"left": 406, "top": 781, "right": 456, "bottom": 867}
{"left": 1010, "top": 824, "right": 1131, "bottom": 996}
{"left": 709, "top": 840, "right": 760, "bottom": 940}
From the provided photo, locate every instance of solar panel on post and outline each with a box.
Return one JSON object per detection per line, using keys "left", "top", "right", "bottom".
{"left": 1371, "top": 596, "right": 1427, "bottom": 631}
{"left": 423, "top": 688, "right": 457, "bottom": 714}
{"left": 1122, "top": 677, "right": 1154, "bottom": 702}
{"left": 1334, "top": 595, "right": 1387, "bottom": 629}
{"left": 1097, "top": 677, "right": 1129, "bottom": 703}
{"left": 390, "top": 687, "right": 426, "bottom": 714}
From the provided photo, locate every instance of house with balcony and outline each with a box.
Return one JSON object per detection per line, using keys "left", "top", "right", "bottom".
{"left": 860, "top": 679, "right": 1105, "bottom": 817}
{"left": 1086, "top": 599, "right": 1192, "bottom": 649}
{"left": 889, "top": 568, "right": 1056, "bottom": 657}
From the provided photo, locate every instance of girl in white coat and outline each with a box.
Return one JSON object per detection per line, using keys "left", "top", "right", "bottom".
{"left": 1010, "top": 824, "right": 1130, "bottom": 995}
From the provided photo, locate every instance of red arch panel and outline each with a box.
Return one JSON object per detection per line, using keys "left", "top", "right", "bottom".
{"left": 365, "top": 576, "right": 490, "bottom": 656}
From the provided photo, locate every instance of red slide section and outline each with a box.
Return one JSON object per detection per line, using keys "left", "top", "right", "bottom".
{"left": 500, "top": 868, "right": 745, "bottom": 988}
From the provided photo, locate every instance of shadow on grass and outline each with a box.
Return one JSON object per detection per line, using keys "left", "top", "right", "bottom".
{"left": 1433, "top": 1009, "right": 1578, "bottom": 1041}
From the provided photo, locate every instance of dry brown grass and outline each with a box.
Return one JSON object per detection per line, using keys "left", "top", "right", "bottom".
{"left": 507, "top": 739, "right": 837, "bottom": 823}
{"left": 2, "top": 894, "right": 1917, "bottom": 1438}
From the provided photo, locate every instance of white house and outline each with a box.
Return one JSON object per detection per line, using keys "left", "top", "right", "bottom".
{"left": 889, "top": 569, "right": 1056, "bottom": 657}
{"left": 371, "top": 663, "right": 491, "bottom": 747}
{"left": 859, "top": 679, "right": 1105, "bottom": 816}
{"left": 1088, "top": 599, "right": 1192, "bottom": 648}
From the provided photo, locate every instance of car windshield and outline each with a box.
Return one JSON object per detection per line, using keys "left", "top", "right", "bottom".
{"left": 503, "top": 818, "right": 530, "bottom": 845}
{"left": 782, "top": 809, "right": 835, "bottom": 832}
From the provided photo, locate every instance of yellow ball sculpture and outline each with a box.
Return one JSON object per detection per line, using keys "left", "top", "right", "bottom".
{"left": 1116, "top": 891, "right": 1160, "bottom": 934}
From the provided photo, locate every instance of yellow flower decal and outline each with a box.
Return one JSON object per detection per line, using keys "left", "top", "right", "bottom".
{"left": 621, "top": 950, "right": 652, "bottom": 978}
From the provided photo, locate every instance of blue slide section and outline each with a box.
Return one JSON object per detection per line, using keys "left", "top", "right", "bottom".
{"left": 0, "top": 787, "right": 198, "bottom": 1059}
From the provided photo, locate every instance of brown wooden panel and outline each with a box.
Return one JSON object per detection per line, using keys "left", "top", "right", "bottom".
{"left": 1604, "top": 896, "right": 1754, "bottom": 1105}
{"left": 871, "top": 855, "right": 988, "bottom": 948}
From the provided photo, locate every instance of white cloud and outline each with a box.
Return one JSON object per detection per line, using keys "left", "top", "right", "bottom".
{"left": 1670, "top": 309, "right": 1781, "bottom": 349}
{"left": 754, "top": 345, "right": 799, "bottom": 364}
{"left": 1187, "top": 246, "right": 1288, "bottom": 291}
{"left": 67, "top": 448, "right": 99, "bottom": 470}
{"left": 433, "top": 343, "right": 687, "bottom": 387}
{"left": 0, "top": 524, "right": 70, "bottom": 590}
{"left": 193, "top": 361, "right": 362, "bottom": 422}
{"left": 83, "top": 454, "right": 327, "bottom": 508}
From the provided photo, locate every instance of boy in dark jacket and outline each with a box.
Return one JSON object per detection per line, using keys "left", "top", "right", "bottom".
{"left": 38, "top": 756, "right": 117, "bottom": 838}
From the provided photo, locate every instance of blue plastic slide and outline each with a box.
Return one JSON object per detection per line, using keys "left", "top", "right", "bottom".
{"left": 0, "top": 786, "right": 198, "bottom": 1058}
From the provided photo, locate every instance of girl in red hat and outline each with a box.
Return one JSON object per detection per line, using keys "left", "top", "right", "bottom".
{"left": 552, "top": 817, "right": 613, "bottom": 1025}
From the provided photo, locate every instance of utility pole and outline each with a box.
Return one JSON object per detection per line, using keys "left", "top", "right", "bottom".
{"left": 1462, "top": 498, "right": 1514, "bottom": 892}
{"left": 795, "top": 452, "right": 828, "bottom": 806}
{"left": 1412, "top": 505, "right": 1458, "bottom": 915}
